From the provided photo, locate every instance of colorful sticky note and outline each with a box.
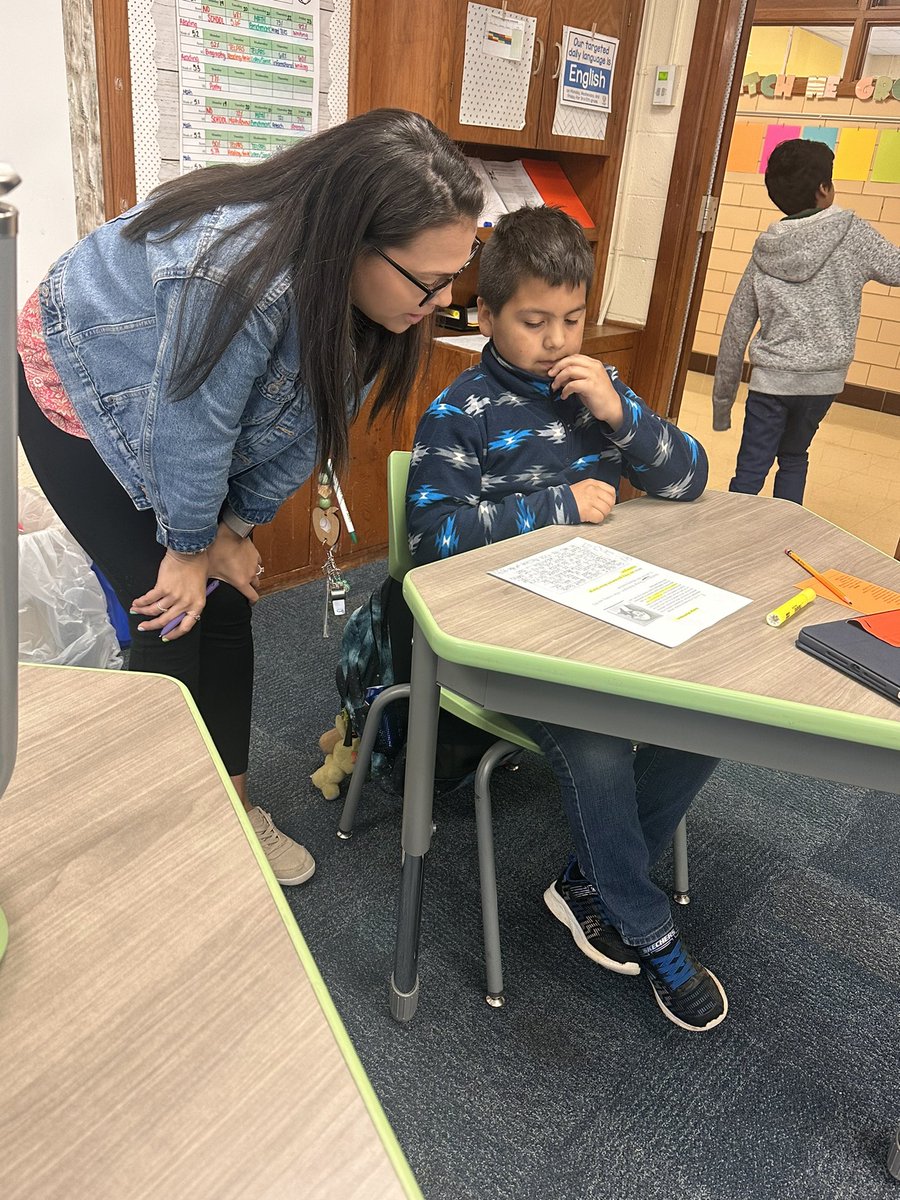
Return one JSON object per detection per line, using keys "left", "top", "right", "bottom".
{"left": 833, "top": 127, "right": 877, "bottom": 181}
{"left": 871, "top": 129, "right": 900, "bottom": 184}
{"left": 726, "top": 122, "right": 766, "bottom": 174}
{"left": 760, "top": 125, "right": 801, "bottom": 173}
{"left": 801, "top": 126, "right": 838, "bottom": 152}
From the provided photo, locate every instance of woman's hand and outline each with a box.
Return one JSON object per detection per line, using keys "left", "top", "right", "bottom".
{"left": 206, "top": 523, "right": 263, "bottom": 603}
{"left": 131, "top": 549, "right": 211, "bottom": 639}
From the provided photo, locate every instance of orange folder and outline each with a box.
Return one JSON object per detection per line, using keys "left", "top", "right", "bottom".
{"left": 520, "top": 160, "right": 594, "bottom": 229}
{"left": 852, "top": 609, "right": 900, "bottom": 648}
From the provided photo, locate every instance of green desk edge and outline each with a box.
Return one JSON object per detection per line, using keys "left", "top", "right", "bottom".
{"left": 11, "top": 664, "right": 423, "bottom": 1200}
{"left": 403, "top": 575, "right": 900, "bottom": 754}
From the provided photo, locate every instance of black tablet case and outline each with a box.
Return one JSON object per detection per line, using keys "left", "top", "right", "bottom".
{"left": 796, "top": 618, "right": 900, "bottom": 705}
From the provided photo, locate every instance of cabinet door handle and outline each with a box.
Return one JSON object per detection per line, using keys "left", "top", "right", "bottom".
{"left": 532, "top": 36, "right": 545, "bottom": 75}
{"left": 551, "top": 41, "right": 562, "bottom": 80}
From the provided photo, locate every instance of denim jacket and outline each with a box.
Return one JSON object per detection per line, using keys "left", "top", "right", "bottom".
{"left": 39, "top": 203, "right": 353, "bottom": 552}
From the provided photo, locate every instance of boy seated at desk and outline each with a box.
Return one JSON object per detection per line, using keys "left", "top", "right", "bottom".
{"left": 406, "top": 206, "right": 726, "bottom": 1032}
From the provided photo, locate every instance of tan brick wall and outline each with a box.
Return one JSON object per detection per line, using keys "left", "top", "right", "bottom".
{"left": 694, "top": 93, "right": 900, "bottom": 395}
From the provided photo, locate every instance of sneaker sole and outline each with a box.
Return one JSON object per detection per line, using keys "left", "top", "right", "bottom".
{"left": 542, "top": 883, "right": 641, "bottom": 976}
{"left": 648, "top": 967, "right": 728, "bottom": 1032}
{"left": 274, "top": 859, "right": 316, "bottom": 886}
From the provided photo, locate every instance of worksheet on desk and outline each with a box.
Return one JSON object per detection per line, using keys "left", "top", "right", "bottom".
{"left": 491, "top": 537, "right": 751, "bottom": 648}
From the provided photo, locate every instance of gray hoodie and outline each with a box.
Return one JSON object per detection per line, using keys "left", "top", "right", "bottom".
{"left": 711, "top": 206, "right": 900, "bottom": 430}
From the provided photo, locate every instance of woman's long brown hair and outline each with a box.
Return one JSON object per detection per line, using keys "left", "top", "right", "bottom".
{"left": 124, "top": 109, "right": 483, "bottom": 472}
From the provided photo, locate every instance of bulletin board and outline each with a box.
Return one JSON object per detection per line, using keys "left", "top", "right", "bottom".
{"left": 727, "top": 118, "right": 900, "bottom": 185}
{"left": 91, "top": 0, "right": 351, "bottom": 219}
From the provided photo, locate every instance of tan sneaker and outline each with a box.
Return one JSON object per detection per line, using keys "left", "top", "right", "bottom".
{"left": 247, "top": 806, "right": 315, "bottom": 885}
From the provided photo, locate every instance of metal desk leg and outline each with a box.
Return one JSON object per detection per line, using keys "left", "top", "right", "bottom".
{"left": 390, "top": 629, "right": 440, "bottom": 1021}
{"left": 672, "top": 816, "right": 690, "bottom": 905}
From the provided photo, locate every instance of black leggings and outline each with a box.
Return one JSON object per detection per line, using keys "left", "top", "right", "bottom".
{"left": 17, "top": 362, "right": 253, "bottom": 775}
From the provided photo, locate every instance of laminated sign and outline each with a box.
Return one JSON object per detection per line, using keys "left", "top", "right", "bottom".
{"left": 561, "top": 28, "right": 618, "bottom": 112}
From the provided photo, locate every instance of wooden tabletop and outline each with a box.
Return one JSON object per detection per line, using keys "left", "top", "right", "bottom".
{"left": 0, "top": 666, "right": 417, "bottom": 1200}
{"left": 404, "top": 491, "right": 900, "bottom": 744}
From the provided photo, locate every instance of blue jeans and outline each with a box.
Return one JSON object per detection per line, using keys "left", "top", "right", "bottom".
{"left": 729, "top": 390, "right": 835, "bottom": 505}
{"left": 523, "top": 721, "right": 719, "bottom": 948}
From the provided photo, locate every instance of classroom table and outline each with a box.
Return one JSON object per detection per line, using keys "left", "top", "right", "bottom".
{"left": 0, "top": 664, "right": 419, "bottom": 1200}
{"left": 392, "top": 491, "right": 900, "bottom": 1021}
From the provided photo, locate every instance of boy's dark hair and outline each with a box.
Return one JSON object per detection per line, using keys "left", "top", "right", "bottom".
{"left": 478, "top": 205, "right": 594, "bottom": 312}
{"left": 765, "top": 138, "right": 834, "bottom": 216}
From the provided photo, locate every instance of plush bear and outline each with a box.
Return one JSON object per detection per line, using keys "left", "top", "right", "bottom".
{"left": 310, "top": 712, "right": 359, "bottom": 800}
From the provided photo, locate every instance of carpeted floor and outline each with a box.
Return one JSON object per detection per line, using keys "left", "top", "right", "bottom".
{"left": 250, "top": 559, "right": 900, "bottom": 1200}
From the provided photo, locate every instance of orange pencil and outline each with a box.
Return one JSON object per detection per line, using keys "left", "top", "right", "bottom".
{"left": 784, "top": 549, "right": 852, "bottom": 605}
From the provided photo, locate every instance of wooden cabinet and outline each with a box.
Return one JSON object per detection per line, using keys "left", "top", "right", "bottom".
{"left": 447, "top": 0, "right": 634, "bottom": 155}
{"left": 349, "top": 0, "right": 644, "bottom": 321}
{"left": 444, "top": 0, "right": 552, "bottom": 149}
{"left": 352, "top": 0, "right": 638, "bottom": 157}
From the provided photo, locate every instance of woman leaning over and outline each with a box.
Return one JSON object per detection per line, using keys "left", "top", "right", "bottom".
{"left": 17, "top": 108, "right": 483, "bottom": 883}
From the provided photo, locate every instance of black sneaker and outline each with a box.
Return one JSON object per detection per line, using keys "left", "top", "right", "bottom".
{"left": 543, "top": 858, "right": 640, "bottom": 976}
{"left": 641, "top": 935, "right": 728, "bottom": 1032}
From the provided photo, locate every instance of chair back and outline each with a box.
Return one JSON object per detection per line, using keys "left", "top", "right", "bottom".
{"left": 387, "top": 450, "right": 414, "bottom": 582}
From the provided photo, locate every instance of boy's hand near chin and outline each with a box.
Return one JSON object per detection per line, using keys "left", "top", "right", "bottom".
{"left": 549, "top": 355, "right": 624, "bottom": 429}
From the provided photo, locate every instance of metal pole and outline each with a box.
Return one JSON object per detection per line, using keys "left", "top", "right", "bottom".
{"left": 0, "top": 165, "right": 20, "bottom": 805}
{"left": 0, "top": 164, "right": 20, "bottom": 966}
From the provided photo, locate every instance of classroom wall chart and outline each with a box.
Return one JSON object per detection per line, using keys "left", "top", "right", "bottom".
{"left": 177, "top": 0, "right": 320, "bottom": 171}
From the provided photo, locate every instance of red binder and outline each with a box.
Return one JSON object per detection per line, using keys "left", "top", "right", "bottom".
{"left": 520, "top": 159, "right": 594, "bottom": 229}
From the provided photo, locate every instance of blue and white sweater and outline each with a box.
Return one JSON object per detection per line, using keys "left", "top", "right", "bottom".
{"left": 407, "top": 340, "right": 708, "bottom": 565}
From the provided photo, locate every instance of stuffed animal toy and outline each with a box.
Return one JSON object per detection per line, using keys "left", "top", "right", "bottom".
{"left": 310, "top": 712, "right": 359, "bottom": 800}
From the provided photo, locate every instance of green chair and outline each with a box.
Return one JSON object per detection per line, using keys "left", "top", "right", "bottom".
{"left": 338, "top": 450, "right": 690, "bottom": 1006}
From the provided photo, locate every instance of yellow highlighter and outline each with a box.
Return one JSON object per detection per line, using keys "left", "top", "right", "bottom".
{"left": 766, "top": 587, "right": 816, "bottom": 628}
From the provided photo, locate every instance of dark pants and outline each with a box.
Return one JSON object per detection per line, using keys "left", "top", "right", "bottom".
{"left": 17, "top": 363, "right": 254, "bottom": 775}
{"left": 729, "top": 389, "right": 835, "bottom": 505}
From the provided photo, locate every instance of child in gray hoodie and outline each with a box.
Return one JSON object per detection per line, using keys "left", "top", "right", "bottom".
{"left": 712, "top": 138, "right": 900, "bottom": 504}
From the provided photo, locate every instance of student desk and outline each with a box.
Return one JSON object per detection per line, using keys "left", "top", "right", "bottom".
{"left": 392, "top": 491, "right": 900, "bottom": 1021}
{"left": 0, "top": 665, "right": 419, "bottom": 1200}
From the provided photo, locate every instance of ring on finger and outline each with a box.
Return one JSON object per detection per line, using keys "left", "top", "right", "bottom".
{"left": 155, "top": 601, "right": 168, "bottom": 613}
{"left": 186, "top": 611, "right": 200, "bottom": 622}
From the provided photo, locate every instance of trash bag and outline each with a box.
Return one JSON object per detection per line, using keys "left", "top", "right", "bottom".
{"left": 18, "top": 487, "right": 122, "bottom": 669}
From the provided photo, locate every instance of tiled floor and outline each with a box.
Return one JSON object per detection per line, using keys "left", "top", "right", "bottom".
{"left": 678, "top": 372, "right": 900, "bottom": 559}
{"left": 17, "top": 373, "right": 900, "bottom": 559}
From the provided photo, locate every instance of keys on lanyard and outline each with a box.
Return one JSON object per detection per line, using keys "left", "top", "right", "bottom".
{"left": 324, "top": 545, "right": 350, "bottom": 627}
{"left": 312, "top": 471, "right": 352, "bottom": 637}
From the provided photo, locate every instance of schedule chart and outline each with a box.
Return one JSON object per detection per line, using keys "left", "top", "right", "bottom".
{"left": 177, "top": 0, "right": 320, "bottom": 169}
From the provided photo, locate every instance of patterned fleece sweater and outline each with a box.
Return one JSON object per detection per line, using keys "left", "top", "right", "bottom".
{"left": 407, "top": 340, "right": 708, "bottom": 565}
{"left": 712, "top": 205, "right": 900, "bottom": 430}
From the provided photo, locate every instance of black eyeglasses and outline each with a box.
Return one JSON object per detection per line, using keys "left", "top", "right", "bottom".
{"left": 372, "top": 238, "right": 482, "bottom": 307}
